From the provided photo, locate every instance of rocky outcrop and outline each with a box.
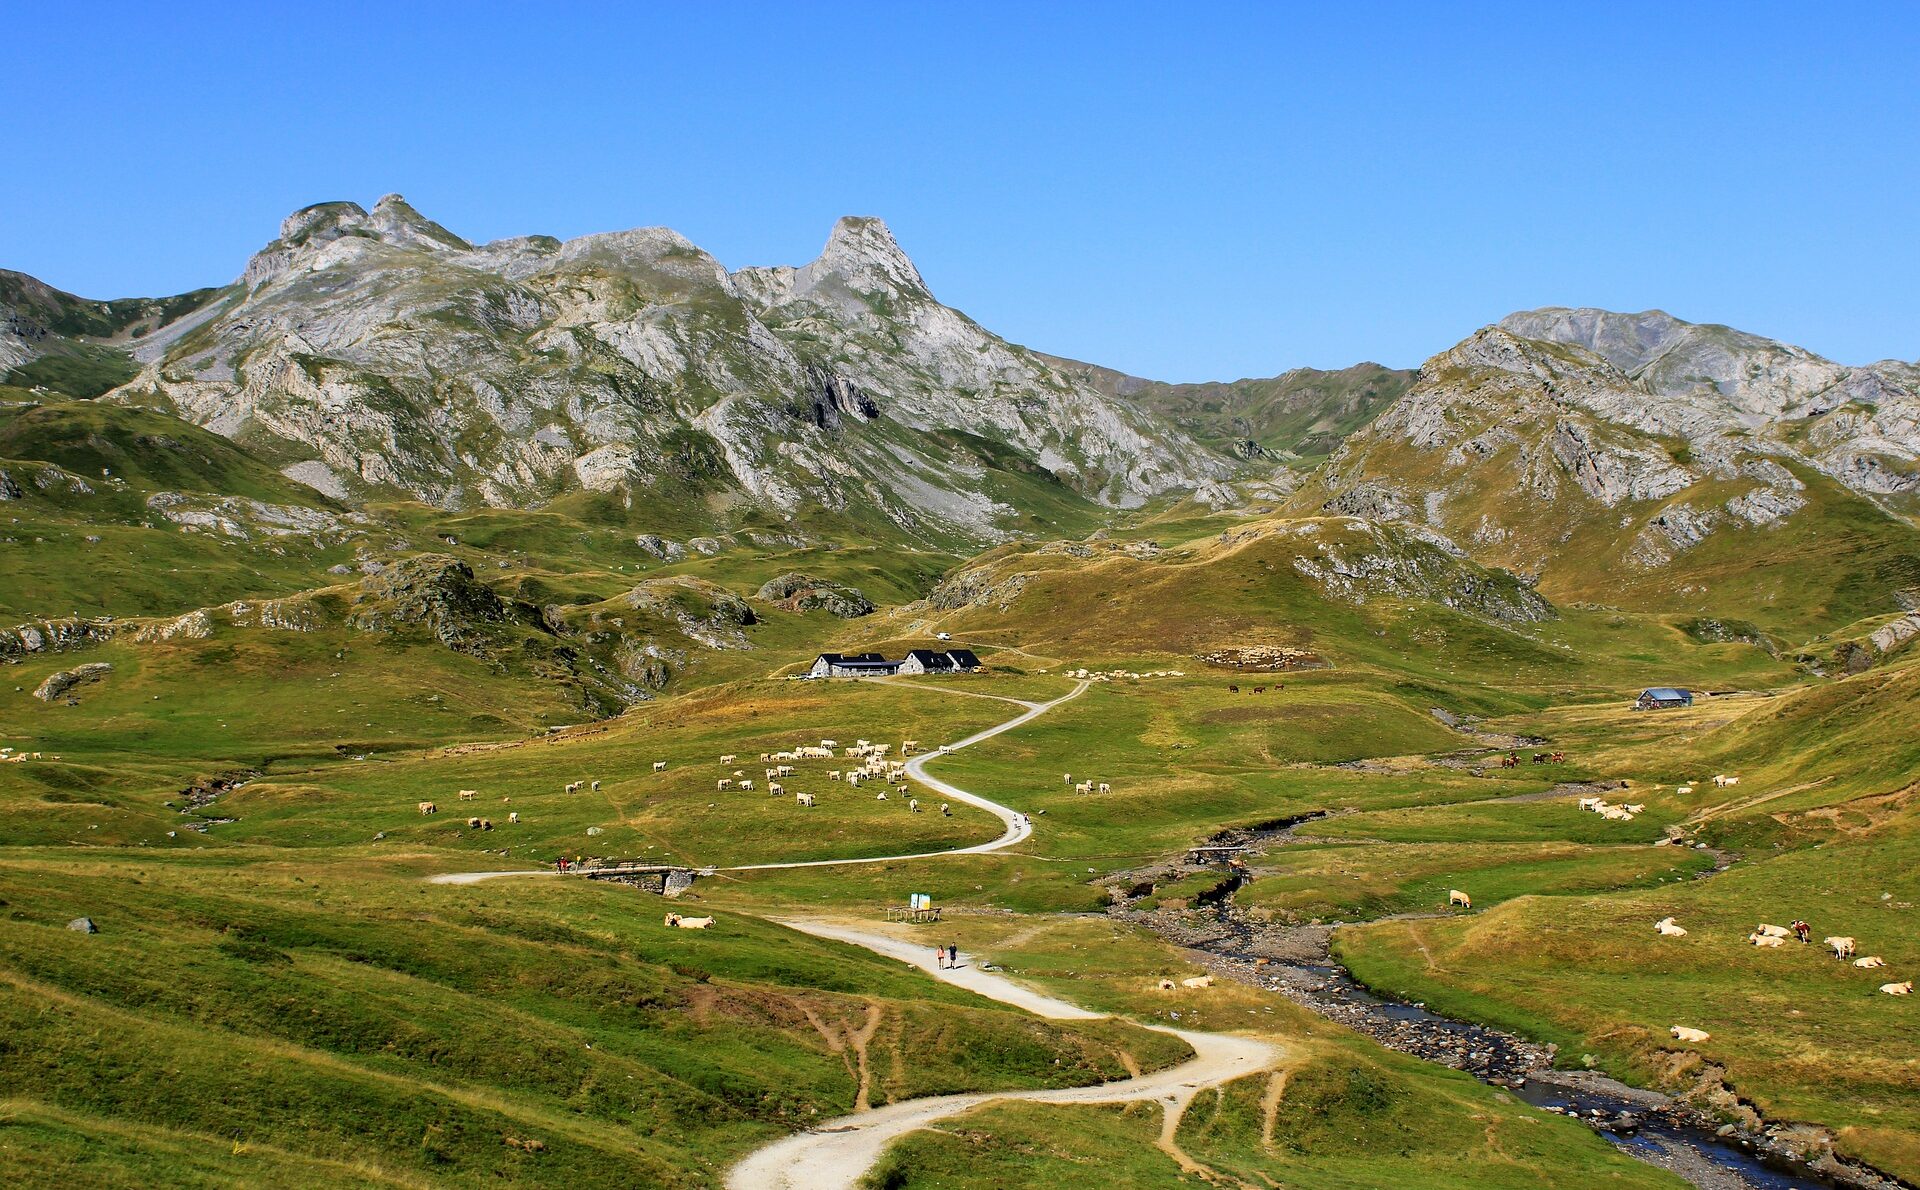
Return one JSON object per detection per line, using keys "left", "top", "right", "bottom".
{"left": 144, "top": 491, "right": 360, "bottom": 541}
{"left": 1287, "top": 521, "right": 1556, "bottom": 624}
{"left": 634, "top": 534, "right": 687, "bottom": 561}
{"left": 624, "top": 577, "right": 756, "bottom": 650}
{"left": 928, "top": 566, "right": 1032, "bottom": 612}
{"left": 33, "top": 662, "right": 112, "bottom": 702}
{"left": 754, "top": 573, "right": 875, "bottom": 618}
{"left": 350, "top": 555, "right": 517, "bottom": 656}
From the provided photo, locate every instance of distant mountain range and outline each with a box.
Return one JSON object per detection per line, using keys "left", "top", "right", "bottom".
{"left": 3, "top": 201, "right": 1916, "bottom": 564}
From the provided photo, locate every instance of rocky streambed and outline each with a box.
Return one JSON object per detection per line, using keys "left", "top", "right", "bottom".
{"left": 1109, "top": 817, "right": 1902, "bottom": 1190}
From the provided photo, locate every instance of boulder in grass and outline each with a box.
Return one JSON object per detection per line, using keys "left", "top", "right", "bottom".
{"left": 67, "top": 917, "right": 98, "bottom": 933}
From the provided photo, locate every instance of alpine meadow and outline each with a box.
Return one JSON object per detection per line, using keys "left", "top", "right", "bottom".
{"left": 5, "top": 9, "right": 1920, "bottom": 1189}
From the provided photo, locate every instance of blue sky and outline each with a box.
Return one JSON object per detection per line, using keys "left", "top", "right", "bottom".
{"left": 4, "top": 3, "right": 1916, "bottom": 378}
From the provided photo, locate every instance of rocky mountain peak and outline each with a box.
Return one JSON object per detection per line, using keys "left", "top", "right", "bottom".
{"left": 797, "top": 216, "right": 927, "bottom": 299}
{"left": 247, "top": 195, "right": 469, "bottom": 289}
{"left": 1498, "top": 306, "right": 1849, "bottom": 420}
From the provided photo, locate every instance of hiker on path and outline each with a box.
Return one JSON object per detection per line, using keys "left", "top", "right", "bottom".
{"left": 947, "top": 943, "right": 959, "bottom": 968}
{"left": 935, "top": 945, "right": 947, "bottom": 969}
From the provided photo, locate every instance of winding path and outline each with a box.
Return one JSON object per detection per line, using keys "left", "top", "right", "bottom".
{"left": 430, "top": 679, "right": 1087, "bottom": 884}
{"left": 724, "top": 919, "right": 1280, "bottom": 1190}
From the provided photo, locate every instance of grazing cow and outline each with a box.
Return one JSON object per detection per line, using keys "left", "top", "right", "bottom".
{"left": 1448, "top": 889, "right": 1472, "bottom": 908}
{"left": 590, "top": 780, "right": 601, "bottom": 792}
{"left": 718, "top": 779, "right": 732, "bottom": 791}
{"left": 1158, "top": 978, "right": 1177, "bottom": 990}
{"left": 653, "top": 761, "right": 668, "bottom": 772}
{"left": 565, "top": 781, "right": 583, "bottom": 793}
{"left": 480, "top": 819, "right": 493, "bottom": 831}
{"left": 1228, "top": 685, "right": 1239, "bottom": 693}
{"left": 1827, "top": 936, "right": 1858, "bottom": 960}
{"left": 1882, "top": 981, "right": 1913, "bottom": 996}
{"left": 1181, "top": 974, "right": 1214, "bottom": 989}
{"left": 1749, "top": 932, "right": 1787, "bottom": 948}
{"left": 1856, "top": 956, "right": 1888, "bottom": 969}
{"left": 1579, "top": 797, "right": 1602, "bottom": 811}
{"left": 1074, "top": 782, "right": 1093, "bottom": 795}
{"left": 1713, "top": 774, "right": 1739, "bottom": 787}
{"left": 740, "top": 779, "right": 755, "bottom": 791}
{"left": 1253, "top": 687, "right": 1265, "bottom": 694}
{"left": 829, "top": 770, "right": 841, "bottom": 780}
{"left": 1756, "top": 923, "right": 1791, "bottom": 939}
{"left": 458, "top": 789, "right": 477, "bottom": 801}
{"left": 768, "top": 782, "right": 784, "bottom": 796}
{"left": 418, "top": 801, "right": 438, "bottom": 815}
{"left": 1098, "top": 782, "right": 1112, "bottom": 794}
{"left": 796, "top": 792, "right": 815, "bottom": 807}
{"left": 1670, "top": 1026, "right": 1711, "bottom": 1044}
{"left": 467, "top": 817, "right": 482, "bottom": 828}
{"left": 909, "top": 798, "right": 920, "bottom": 813}
{"left": 902, "top": 740, "right": 919, "bottom": 754}
{"left": 508, "top": 812, "right": 520, "bottom": 824}
{"left": 664, "top": 914, "right": 715, "bottom": 929}
{"left": 940, "top": 803, "right": 950, "bottom": 816}
{"left": 719, "top": 754, "right": 736, "bottom": 765}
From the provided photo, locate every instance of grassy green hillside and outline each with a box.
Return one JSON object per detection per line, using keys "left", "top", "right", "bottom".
{"left": 2, "top": 420, "right": 1917, "bottom": 1186}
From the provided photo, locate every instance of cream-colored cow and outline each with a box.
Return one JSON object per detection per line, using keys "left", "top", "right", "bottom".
{"left": 1670, "top": 1025, "right": 1710, "bottom": 1044}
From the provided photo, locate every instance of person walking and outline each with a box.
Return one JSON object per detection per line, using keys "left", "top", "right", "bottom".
{"left": 947, "top": 943, "right": 959, "bottom": 969}
{"left": 934, "top": 944, "right": 947, "bottom": 970}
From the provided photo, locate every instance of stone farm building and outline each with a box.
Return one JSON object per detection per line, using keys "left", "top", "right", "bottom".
{"left": 808, "top": 649, "right": 982, "bottom": 678}
{"left": 1635, "top": 687, "right": 1694, "bottom": 710}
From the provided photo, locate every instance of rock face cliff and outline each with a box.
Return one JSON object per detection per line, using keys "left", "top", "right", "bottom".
{"left": 98, "top": 196, "right": 1226, "bottom": 541}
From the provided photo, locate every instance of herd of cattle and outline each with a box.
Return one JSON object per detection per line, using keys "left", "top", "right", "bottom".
{"left": 406, "top": 729, "right": 965, "bottom": 849}
{"left": 706, "top": 737, "right": 955, "bottom": 814}
{"left": 1654, "top": 914, "right": 1913, "bottom": 1043}
{"left": 1066, "top": 668, "right": 1184, "bottom": 682}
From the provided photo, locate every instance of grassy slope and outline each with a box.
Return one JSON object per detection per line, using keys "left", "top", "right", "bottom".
{"left": 2, "top": 458, "right": 1915, "bottom": 1183}
{"left": 1335, "top": 656, "right": 1920, "bottom": 1178}
{"left": 0, "top": 858, "right": 1187, "bottom": 1187}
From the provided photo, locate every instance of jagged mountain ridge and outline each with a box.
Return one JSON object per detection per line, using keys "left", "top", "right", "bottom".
{"left": 82, "top": 196, "right": 1229, "bottom": 542}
